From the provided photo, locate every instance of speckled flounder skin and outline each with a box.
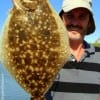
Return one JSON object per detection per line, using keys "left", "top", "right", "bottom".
{"left": 0, "top": 0, "right": 70, "bottom": 100}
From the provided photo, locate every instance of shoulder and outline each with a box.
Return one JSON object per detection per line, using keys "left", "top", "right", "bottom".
{"left": 84, "top": 41, "right": 100, "bottom": 53}
{"left": 95, "top": 46, "right": 100, "bottom": 52}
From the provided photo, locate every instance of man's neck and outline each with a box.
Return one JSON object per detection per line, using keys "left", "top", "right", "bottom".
{"left": 70, "top": 40, "right": 85, "bottom": 62}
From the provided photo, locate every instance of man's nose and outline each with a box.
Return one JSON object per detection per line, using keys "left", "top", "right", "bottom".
{"left": 71, "top": 18, "right": 80, "bottom": 26}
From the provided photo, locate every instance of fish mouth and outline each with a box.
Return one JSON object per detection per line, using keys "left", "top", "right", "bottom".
{"left": 13, "top": 0, "right": 38, "bottom": 11}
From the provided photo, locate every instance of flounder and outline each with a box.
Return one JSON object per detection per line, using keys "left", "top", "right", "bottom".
{"left": 0, "top": 0, "right": 70, "bottom": 100}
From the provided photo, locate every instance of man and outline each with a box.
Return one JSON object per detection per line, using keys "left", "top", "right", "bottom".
{"left": 45, "top": 0, "right": 100, "bottom": 100}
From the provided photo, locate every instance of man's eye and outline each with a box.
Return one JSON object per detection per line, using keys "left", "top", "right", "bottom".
{"left": 79, "top": 15, "right": 87, "bottom": 20}
{"left": 64, "top": 14, "right": 73, "bottom": 19}
{"left": 67, "top": 15, "right": 73, "bottom": 19}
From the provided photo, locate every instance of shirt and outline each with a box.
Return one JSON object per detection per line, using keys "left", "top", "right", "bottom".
{"left": 45, "top": 41, "right": 100, "bottom": 100}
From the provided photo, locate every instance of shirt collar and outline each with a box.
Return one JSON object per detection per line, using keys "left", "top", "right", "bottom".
{"left": 84, "top": 40, "right": 95, "bottom": 54}
{"left": 69, "top": 40, "right": 95, "bottom": 62}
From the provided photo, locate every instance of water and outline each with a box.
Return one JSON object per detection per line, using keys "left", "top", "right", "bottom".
{"left": 0, "top": 63, "right": 30, "bottom": 100}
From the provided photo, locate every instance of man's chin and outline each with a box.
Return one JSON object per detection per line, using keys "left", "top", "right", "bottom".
{"left": 68, "top": 35, "right": 82, "bottom": 41}
{"left": 68, "top": 31, "right": 82, "bottom": 40}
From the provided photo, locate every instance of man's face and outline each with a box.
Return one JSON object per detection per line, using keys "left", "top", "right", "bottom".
{"left": 62, "top": 8, "right": 90, "bottom": 41}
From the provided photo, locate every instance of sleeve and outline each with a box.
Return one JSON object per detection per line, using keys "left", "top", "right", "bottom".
{"left": 45, "top": 91, "right": 52, "bottom": 100}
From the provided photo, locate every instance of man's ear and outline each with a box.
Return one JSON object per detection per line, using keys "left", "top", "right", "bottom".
{"left": 88, "top": 20, "right": 92, "bottom": 28}
{"left": 87, "top": 19, "right": 93, "bottom": 34}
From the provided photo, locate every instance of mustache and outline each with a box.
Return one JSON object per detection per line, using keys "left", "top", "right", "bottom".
{"left": 66, "top": 24, "right": 82, "bottom": 30}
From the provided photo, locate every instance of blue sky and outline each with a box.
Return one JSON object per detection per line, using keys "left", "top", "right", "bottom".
{"left": 0, "top": 0, "right": 100, "bottom": 43}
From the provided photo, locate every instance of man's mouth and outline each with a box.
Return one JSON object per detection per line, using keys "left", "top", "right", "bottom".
{"left": 66, "top": 25, "right": 82, "bottom": 31}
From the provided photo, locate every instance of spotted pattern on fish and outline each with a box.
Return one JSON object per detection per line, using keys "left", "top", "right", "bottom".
{"left": 0, "top": 0, "right": 70, "bottom": 99}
